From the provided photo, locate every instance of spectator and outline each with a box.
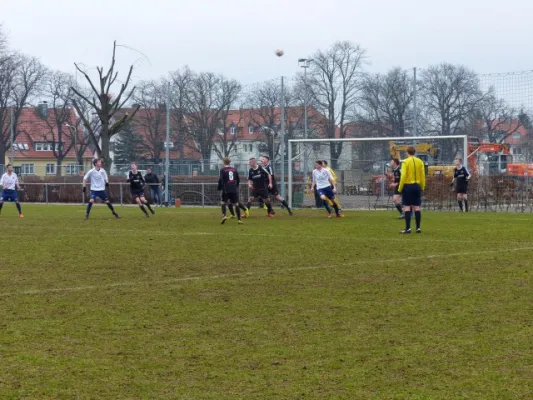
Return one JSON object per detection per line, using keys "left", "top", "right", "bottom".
{"left": 144, "top": 168, "right": 162, "bottom": 207}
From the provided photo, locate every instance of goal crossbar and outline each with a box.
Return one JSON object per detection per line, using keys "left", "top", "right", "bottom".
{"left": 287, "top": 135, "right": 468, "bottom": 209}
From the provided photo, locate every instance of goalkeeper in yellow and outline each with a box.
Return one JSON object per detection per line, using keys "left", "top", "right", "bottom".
{"left": 322, "top": 160, "right": 342, "bottom": 211}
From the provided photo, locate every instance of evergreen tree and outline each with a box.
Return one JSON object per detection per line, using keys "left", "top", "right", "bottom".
{"left": 113, "top": 122, "right": 144, "bottom": 173}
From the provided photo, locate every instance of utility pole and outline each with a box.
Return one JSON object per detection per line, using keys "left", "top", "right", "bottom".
{"left": 9, "top": 108, "right": 14, "bottom": 164}
{"left": 280, "top": 76, "right": 286, "bottom": 198}
{"left": 413, "top": 67, "right": 418, "bottom": 140}
{"left": 298, "top": 58, "right": 313, "bottom": 182}
{"left": 164, "top": 84, "right": 170, "bottom": 206}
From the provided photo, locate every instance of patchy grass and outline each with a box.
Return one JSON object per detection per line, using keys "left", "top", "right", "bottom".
{"left": 0, "top": 205, "right": 532, "bottom": 399}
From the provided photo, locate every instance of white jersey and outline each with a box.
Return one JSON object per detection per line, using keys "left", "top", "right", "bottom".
{"left": 84, "top": 168, "right": 108, "bottom": 191}
{"left": 1, "top": 172, "right": 18, "bottom": 190}
{"left": 312, "top": 168, "right": 334, "bottom": 190}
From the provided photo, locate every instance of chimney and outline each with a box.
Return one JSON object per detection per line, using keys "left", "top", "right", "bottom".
{"left": 37, "top": 101, "right": 49, "bottom": 120}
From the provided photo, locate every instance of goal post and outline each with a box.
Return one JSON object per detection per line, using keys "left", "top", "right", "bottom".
{"left": 287, "top": 135, "right": 469, "bottom": 210}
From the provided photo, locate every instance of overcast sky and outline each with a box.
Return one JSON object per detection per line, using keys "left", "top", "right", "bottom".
{"left": 3, "top": 0, "right": 533, "bottom": 86}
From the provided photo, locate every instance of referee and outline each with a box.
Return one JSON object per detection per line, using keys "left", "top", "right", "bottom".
{"left": 397, "top": 146, "right": 426, "bottom": 234}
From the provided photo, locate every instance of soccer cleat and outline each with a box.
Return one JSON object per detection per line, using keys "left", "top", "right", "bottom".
{"left": 267, "top": 213, "right": 274, "bottom": 218}
{"left": 288, "top": 207, "right": 293, "bottom": 216}
{"left": 327, "top": 213, "right": 332, "bottom": 219}
{"left": 270, "top": 210, "right": 276, "bottom": 215}
{"left": 336, "top": 214, "right": 344, "bottom": 218}
{"left": 84, "top": 214, "right": 89, "bottom": 220}
{"left": 113, "top": 213, "right": 120, "bottom": 219}
{"left": 244, "top": 208, "right": 250, "bottom": 218}
{"left": 400, "top": 229, "right": 412, "bottom": 234}
{"left": 228, "top": 214, "right": 235, "bottom": 219}
{"left": 237, "top": 220, "right": 243, "bottom": 225}
{"left": 416, "top": 228, "right": 422, "bottom": 234}
{"left": 150, "top": 209, "right": 155, "bottom": 215}
{"left": 398, "top": 213, "right": 405, "bottom": 219}
{"left": 19, "top": 213, "right": 24, "bottom": 218}
{"left": 221, "top": 216, "right": 228, "bottom": 225}
{"left": 145, "top": 213, "right": 150, "bottom": 218}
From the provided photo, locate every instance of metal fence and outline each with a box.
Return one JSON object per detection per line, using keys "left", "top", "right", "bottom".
{"left": 4, "top": 173, "right": 533, "bottom": 213}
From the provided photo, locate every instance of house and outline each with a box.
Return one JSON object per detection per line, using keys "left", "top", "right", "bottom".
{"left": 111, "top": 108, "right": 202, "bottom": 176}
{"left": 3, "top": 106, "right": 94, "bottom": 177}
{"left": 475, "top": 119, "right": 531, "bottom": 162}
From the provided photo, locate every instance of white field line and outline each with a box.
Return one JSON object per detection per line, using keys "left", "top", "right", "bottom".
{"left": 1, "top": 246, "right": 532, "bottom": 298}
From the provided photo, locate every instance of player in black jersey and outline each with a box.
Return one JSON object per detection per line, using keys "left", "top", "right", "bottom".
{"left": 247, "top": 157, "right": 274, "bottom": 217}
{"left": 127, "top": 163, "right": 155, "bottom": 217}
{"left": 218, "top": 157, "right": 243, "bottom": 225}
{"left": 389, "top": 158, "right": 404, "bottom": 218}
{"left": 451, "top": 157, "right": 470, "bottom": 212}
{"left": 259, "top": 155, "right": 293, "bottom": 216}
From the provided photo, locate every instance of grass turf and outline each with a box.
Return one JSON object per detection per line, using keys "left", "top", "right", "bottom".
{"left": 0, "top": 204, "right": 532, "bottom": 399}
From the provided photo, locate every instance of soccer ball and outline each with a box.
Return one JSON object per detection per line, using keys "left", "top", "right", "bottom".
{"left": 275, "top": 49, "right": 284, "bottom": 57}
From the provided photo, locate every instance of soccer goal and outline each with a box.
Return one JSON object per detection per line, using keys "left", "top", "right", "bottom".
{"left": 287, "top": 135, "right": 470, "bottom": 211}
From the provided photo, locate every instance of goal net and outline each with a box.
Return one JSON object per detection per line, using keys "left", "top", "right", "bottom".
{"left": 287, "top": 135, "right": 482, "bottom": 211}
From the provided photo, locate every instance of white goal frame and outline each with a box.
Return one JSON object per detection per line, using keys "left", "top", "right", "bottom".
{"left": 287, "top": 135, "right": 468, "bottom": 208}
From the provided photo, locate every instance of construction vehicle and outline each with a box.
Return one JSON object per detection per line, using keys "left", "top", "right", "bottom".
{"left": 389, "top": 142, "right": 440, "bottom": 166}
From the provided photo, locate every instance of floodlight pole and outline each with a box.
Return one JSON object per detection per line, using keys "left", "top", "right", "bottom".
{"left": 280, "top": 76, "right": 286, "bottom": 198}
{"left": 165, "top": 84, "right": 170, "bottom": 206}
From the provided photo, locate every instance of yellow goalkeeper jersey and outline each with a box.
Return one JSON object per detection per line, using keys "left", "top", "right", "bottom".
{"left": 326, "top": 167, "right": 337, "bottom": 182}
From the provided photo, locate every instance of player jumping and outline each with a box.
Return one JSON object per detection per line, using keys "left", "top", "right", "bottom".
{"left": 0, "top": 164, "right": 24, "bottom": 217}
{"left": 128, "top": 163, "right": 155, "bottom": 218}
{"left": 247, "top": 157, "right": 274, "bottom": 217}
{"left": 83, "top": 158, "right": 120, "bottom": 220}
{"left": 311, "top": 160, "right": 343, "bottom": 218}
{"left": 259, "top": 155, "right": 293, "bottom": 216}
{"left": 218, "top": 157, "right": 243, "bottom": 225}
{"left": 390, "top": 158, "right": 404, "bottom": 218}
{"left": 451, "top": 157, "right": 470, "bottom": 212}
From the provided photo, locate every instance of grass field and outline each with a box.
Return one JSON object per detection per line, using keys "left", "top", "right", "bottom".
{"left": 1, "top": 204, "right": 532, "bottom": 399}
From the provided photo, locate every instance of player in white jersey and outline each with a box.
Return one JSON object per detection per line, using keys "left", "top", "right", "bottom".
{"left": 82, "top": 158, "right": 119, "bottom": 220}
{"left": 0, "top": 164, "right": 24, "bottom": 217}
{"left": 311, "top": 160, "right": 343, "bottom": 218}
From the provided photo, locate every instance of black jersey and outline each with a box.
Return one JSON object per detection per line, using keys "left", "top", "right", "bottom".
{"left": 218, "top": 166, "right": 240, "bottom": 193}
{"left": 262, "top": 163, "right": 277, "bottom": 186}
{"left": 454, "top": 166, "right": 470, "bottom": 185}
{"left": 248, "top": 166, "right": 270, "bottom": 190}
{"left": 393, "top": 166, "right": 401, "bottom": 184}
{"left": 127, "top": 171, "right": 145, "bottom": 191}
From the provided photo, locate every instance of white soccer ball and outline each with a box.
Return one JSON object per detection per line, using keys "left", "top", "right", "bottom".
{"left": 275, "top": 49, "right": 284, "bottom": 57}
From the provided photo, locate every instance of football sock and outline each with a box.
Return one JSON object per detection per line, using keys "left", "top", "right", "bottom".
{"left": 324, "top": 202, "right": 332, "bottom": 214}
{"left": 239, "top": 202, "right": 247, "bottom": 211}
{"left": 106, "top": 203, "right": 115, "bottom": 213}
{"left": 16, "top": 202, "right": 22, "bottom": 214}
{"left": 235, "top": 205, "right": 242, "bottom": 220}
{"left": 0, "top": 202, "right": 4, "bottom": 213}
{"left": 221, "top": 204, "right": 227, "bottom": 216}
{"left": 281, "top": 199, "right": 289, "bottom": 209}
{"left": 86, "top": 202, "right": 93, "bottom": 215}
{"left": 266, "top": 202, "right": 273, "bottom": 213}
{"left": 246, "top": 201, "right": 252, "bottom": 210}
{"left": 405, "top": 210, "right": 412, "bottom": 230}
{"left": 458, "top": 200, "right": 463, "bottom": 211}
{"left": 415, "top": 211, "right": 421, "bottom": 229}
{"left": 332, "top": 203, "right": 340, "bottom": 216}
{"left": 139, "top": 205, "right": 148, "bottom": 216}
{"left": 145, "top": 203, "right": 154, "bottom": 213}
{"left": 395, "top": 203, "right": 403, "bottom": 213}
{"left": 464, "top": 200, "right": 469, "bottom": 212}
{"left": 228, "top": 204, "right": 235, "bottom": 216}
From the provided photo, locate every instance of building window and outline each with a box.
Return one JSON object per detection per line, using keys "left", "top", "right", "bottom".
{"left": 513, "top": 147, "right": 523, "bottom": 155}
{"left": 20, "top": 164, "right": 34, "bottom": 175}
{"left": 243, "top": 144, "right": 253, "bottom": 152}
{"left": 46, "top": 164, "right": 56, "bottom": 175}
{"left": 513, "top": 133, "right": 521, "bottom": 140}
{"left": 248, "top": 125, "right": 254, "bottom": 134}
{"left": 13, "top": 143, "right": 29, "bottom": 150}
{"left": 35, "top": 142, "right": 62, "bottom": 151}
{"left": 230, "top": 126, "right": 237, "bottom": 135}
{"left": 65, "top": 164, "right": 81, "bottom": 175}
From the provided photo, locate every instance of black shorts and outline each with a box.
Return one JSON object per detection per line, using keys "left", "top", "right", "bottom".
{"left": 401, "top": 184, "right": 422, "bottom": 207}
{"left": 221, "top": 192, "right": 239, "bottom": 203}
{"left": 268, "top": 185, "right": 280, "bottom": 196}
{"left": 251, "top": 189, "right": 269, "bottom": 199}
{"left": 131, "top": 189, "right": 145, "bottom": 199}
{"left": 456, "top": 183, "right": 468, "bottom": 194}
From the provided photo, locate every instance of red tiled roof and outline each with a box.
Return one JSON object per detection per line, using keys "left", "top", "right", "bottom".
{"left": 7, "top": 107, "right": 93, "bottom": 160}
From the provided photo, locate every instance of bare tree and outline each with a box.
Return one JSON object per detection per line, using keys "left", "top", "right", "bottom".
{"left": 469, "top": 89, "right": 522, "bottom": 143}
{"left": 0, "top": 53, "right": 46, "bottom": 162}
{"left": 168, "top": 67, "right": 193, "bottom": 157}
{"left": 131, "top": 80, "right": 167, "bottom": 163}
{"left": 358, "top": 67, "right": 414, "bottom": 137}
{"left": 305, "top": 41, "right": 366, "bottom": 168}
{"left": 421, "top": 63, "right": 482, "bottom": 136}
{"left": 39, "top": 71, "right": 78, "bottom": 175}
{"left": 71, "top": 41, "right": 140, "bottom": 166}
{"left": 184, "top": 72, "right": 241, "bottom": 170}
